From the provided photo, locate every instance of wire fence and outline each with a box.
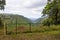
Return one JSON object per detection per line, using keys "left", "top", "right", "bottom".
{"left": 0, "top": 14, "right": 49, "bottom": 35}
{"left": 0, "top": 23, "right": 43, "bottom": 35}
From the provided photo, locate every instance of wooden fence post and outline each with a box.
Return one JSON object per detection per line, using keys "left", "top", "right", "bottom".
{"left": 29, "top": 23, "right": 32, "bottom": 32}
{"left": 16, "top": 16, "right": 17, "bottom": 35}
{"left": 6, "top": 23, "right": 7, "bottom": 35}
{"left": 4, "top": 22, "right": 6, "bottom": 36}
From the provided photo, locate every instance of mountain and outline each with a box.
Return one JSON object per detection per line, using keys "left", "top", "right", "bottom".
{"left": 0, "top": 13, "right": 33, "bottom": 31}
{"left": 36, "top": 16, "right": 48, "bottom": 23}
{"left": 0, "top": 13, "right": 32, "bottom": 23}
{"left": 29, "top": 18, "right": 38, "bottom": 23}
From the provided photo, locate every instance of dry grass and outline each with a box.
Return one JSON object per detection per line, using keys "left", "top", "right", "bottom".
{"left": 0, "top": 33, "right": 60, "bottom": 40}
{"left": 0, "top": 25, "right": 60, "bottom": 40}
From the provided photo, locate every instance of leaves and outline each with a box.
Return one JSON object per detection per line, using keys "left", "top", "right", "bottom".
{"left": 0, "top": 0, "right": 6, "bottom": 10}
{"left": 42, "top": 0, "right": 60, "bottom": 25}
{"left": 0, "top": 17, "right": 3, "bottom": 27}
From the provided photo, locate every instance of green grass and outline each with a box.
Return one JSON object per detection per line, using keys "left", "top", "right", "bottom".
{"left": 0, "top": 25, "right": 60, "bottom": 40}
{"left": 1, "top": 24, "right": 60, "bottom": 34}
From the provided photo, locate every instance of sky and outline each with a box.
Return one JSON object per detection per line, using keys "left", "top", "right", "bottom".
{"left": 0, "top": 0, "right": 47, "bottom": 19}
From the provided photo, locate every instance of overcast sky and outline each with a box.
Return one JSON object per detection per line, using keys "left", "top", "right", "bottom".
{"left": 0, "top": 0, "right": 47, "bottom": 19}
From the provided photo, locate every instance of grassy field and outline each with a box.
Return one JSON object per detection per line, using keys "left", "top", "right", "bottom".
{"left": 0, "top": 31, "right": 60, "bottom": 40}
{"left": 0, "top": 25, "right": 60, "bottom": 40}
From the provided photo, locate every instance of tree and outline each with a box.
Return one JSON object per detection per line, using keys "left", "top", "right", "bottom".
{"left": 0, "top": 0, "right": 6, "bottom": 10}
{"left": 0, "top": 17, "right": 3, "bottom": 27}
{"left": 42, "top": 0, "right": 60, "bottom": 25}
{"left": 0, "top": 0, "right": 6, "bottom": 27}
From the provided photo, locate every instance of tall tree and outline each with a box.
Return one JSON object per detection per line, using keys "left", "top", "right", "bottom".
{"left": 0, "top": 0, "right": 6, "bottom": 10}
{"left": 42, "top": 0, "right": 60, "bottom": 25}
{"left": 0, "top": 17, "right": 3, "bottom": 27}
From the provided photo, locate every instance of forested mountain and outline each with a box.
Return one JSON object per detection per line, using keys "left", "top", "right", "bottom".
{"left": 0, "top": 13, "right": 32, "bottom": 24}
{"left": 36, "top": 16, "right": 48, "bottom": 23}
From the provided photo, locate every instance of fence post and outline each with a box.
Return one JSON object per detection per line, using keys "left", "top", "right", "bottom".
{"left": 16, "top": 16, "right": 17, "bottom": 35}
{"left": 4, "top": 22, "right": 6, "bottom": 36}
{"left": 6, "top": 23, "right": 7, "bottom": 35}
{"left": 29, "top": 23, "right": 32, "bottom": 32}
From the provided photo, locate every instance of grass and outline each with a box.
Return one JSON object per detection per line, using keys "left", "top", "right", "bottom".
{"left": 0, "top": 25, "right": 60, "bottom": 40}
{"left": 0, "top": 32, "right": 60, "bottom": 40}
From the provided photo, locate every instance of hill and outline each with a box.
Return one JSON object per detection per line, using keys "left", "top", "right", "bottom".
{"left": 0, "top": 13, "right": 32, "bottom": 31}
{"left": 35, "top": 16, "right": 48, "bottom": 24}
{"left": 0, "top": 13, "right": 32, "bottom": 23}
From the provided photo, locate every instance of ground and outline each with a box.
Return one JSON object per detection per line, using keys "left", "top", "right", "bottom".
{"left": 0, "top": 33, "right": 60, "bottom": 40}
{"left": 0, "top": 25, "right": 60, "bottom": 40}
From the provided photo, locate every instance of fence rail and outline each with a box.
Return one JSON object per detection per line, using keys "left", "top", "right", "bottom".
{"left": 0, "top": 23, "right": 43, "bottom": 35}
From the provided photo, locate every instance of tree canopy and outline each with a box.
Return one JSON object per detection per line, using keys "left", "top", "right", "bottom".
{"left": 0, "top": 0, "right": 6, "bottom": 10}
{"left": 42, "top": 0, "right": 60, "bottom": 25}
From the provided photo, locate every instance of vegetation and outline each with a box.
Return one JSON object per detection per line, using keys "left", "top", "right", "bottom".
{"left": 0, "top": 0, "right": 60, "bottom": 40}
{"left": 42, "top": 0, "right": 60, "bottom": 25}
{"left": 0, "top": 0, "right": 6, "bottom": 10}
{"left": 0, "top": 17, "right": 3, "bottom": 27}
{"left": 0, "top": 25, "right": 60, "bottom": 40}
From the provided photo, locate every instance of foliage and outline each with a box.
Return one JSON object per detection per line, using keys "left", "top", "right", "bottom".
{"left": 0, "top": 17, "right": 3, "bottom": 27}
{"left": 42, "top": 0, "right": 60, "bottom": 25}
{"left": 0, "top": 0, "right": 6, "bottom": 10}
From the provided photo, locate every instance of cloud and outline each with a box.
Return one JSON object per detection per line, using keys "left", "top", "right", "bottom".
{"left": 0, "top": 0, "right": 47, "bottom": 19}
{"left": 24, "top": 0, "right": 47, "bottom": 8}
